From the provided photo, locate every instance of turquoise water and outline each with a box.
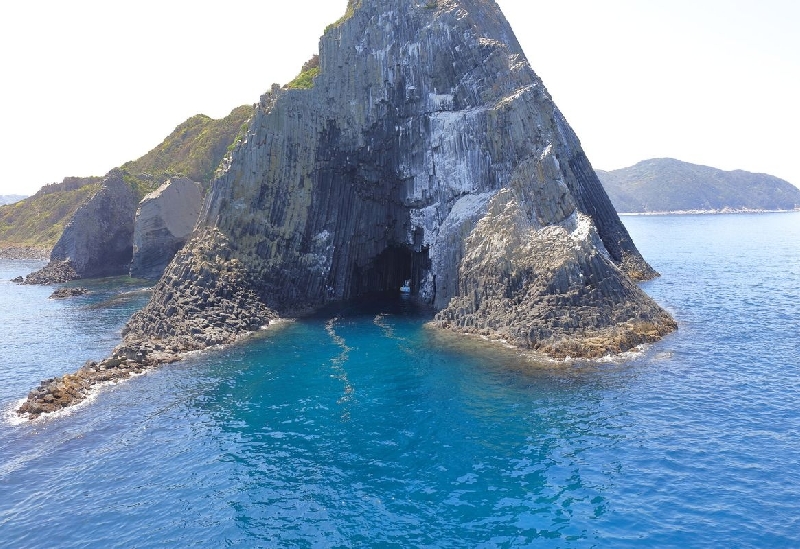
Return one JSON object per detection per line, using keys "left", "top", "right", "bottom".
{"left": 1, "top": 212, "right": 799, "bottom": 547}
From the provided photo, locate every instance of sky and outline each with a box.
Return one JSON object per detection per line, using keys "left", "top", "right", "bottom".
{"left": 1, "top": 0, "right": 798, "bottom": 196}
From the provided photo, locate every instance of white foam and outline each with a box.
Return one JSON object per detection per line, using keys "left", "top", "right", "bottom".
{"left": 2, "top": 373, "right": 147, "bottom": 426}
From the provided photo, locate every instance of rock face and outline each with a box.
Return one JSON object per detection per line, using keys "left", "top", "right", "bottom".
{"left": 130, "top": 177, "right": 203, "bottom": 280}
{"left": 128, "top": 0, "right": 672, "bottom": 354}
{"left": 21, "top": 260, "right": 79, "bottom": 285}
{"left": 48, "top": 169, "right": 138, "bottom": 278}
{"left": 22, "top": 170, "right": 138, "bottom": 284}
{"left": 18, "top": 0, "right": 676, "bottom": 419}
{"left": 597, "top": 158, "right": 800, "bottom": 213}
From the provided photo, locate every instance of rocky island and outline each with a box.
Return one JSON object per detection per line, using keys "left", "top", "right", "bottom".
{"left": 17, "top": 0, "right": 676, "bottom": 419}
{"left": 598, "top": 158, "right": 800, "bottom": 214}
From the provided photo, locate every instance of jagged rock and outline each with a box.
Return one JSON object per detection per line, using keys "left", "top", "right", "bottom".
{"left": 124, "top": 228, "right": 276, "bottom": 353}
{"left": 22, "top": 259, "right": 79, "bottom": 285}
{"left": 11, "top": 276, "right": 24, "bottom": 283}
{"left": 130, "top": 177, "right": 203, "bottom": 280}
{"left": 130, "top": 0, "right": 673, "bottom": 355}
{"left": 18, "top": 0, "right": 677, "bottom": 420}
{"left": 50, "top": 287, "right": 89, "bottom": 299}
{"left": 48, "top": 169, "right": 138, "bottom": 278}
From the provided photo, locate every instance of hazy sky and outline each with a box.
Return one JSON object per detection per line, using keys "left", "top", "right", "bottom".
{"left": 1, "top": 0, "right": 798, "bottom": 195}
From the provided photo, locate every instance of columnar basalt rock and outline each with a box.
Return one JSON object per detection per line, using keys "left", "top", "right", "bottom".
{"left": 51, "top": 169, "right": 138, "bottom": 278}
{"left": 107, "top": 0, "right": 677, "bottom": 355}
{"left": 25, "top": 169, "right": 138, "bottom": 283}
{"left": 194, "top": 0, "right": 669, "bottom": 340}
{"left": 18, "top": 0, "right": 676, "bottom": 419}
{"left": 130, "top": 177, "right": 203, "bottom": 280}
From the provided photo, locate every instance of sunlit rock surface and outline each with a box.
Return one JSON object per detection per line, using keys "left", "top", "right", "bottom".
{"left": 128, "top": 0, "right": 673, "bottom": 357}
{"left": 19, "top": 0, "right": 677, "bottom": 419}
{"left": 130, "top": 177, "right": 203, "bottom": 280}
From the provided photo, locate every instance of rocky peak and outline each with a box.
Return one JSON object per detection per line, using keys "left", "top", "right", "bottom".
{"left": 146, "top": 0, "right": 670, "bottom": 356}
{"left": 17, "top": 0, "right": 677, "bottom": 419}
{"left": 200, "top": 0, "right": 655, "bottom": 311}
{"left": 130, "top": 177, "right": 203, "bottom": 280}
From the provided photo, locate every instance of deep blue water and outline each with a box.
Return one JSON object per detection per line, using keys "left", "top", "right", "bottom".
{"left": 1, "top": 212, "right": 799, "bottom": 548}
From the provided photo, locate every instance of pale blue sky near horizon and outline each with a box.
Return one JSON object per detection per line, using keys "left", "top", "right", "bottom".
{"left": 0, "top": 0, "right": 797, "bottom": 195}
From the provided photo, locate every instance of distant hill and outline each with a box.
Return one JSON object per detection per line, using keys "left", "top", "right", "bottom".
{"left": 597, "top": 158, "right": 800, "bottom": 213}
{"left": 0, "top": 177, "right": 102, "bottom": 250}
{"left": 0, "top": 105, "right": 253, "bottom": 252}
{"left": 0, "top": 195, "right": 26, "bottom": 205}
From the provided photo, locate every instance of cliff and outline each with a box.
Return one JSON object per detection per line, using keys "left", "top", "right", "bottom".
{"left": 3, "top": 106, "right": 252, "bottom": 274}
{"left": 598, "top": 158, "right": 800, "bottom": 213}
{"left": 130, "top": 177, "right": 203, "bottom": 280}
{"left": 126, "top": 0, "right": 672, "bottom": 355}
{"left": 17, "top": 0, "right": 676, "bottom": 419}
{"left": 49, "top": 170, "right": 139, "bottom": 278}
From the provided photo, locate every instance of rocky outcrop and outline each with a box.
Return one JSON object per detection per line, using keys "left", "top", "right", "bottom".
{"left": 124, "top": 227, "right": 276, "bottom": 353}
{"left": 21, "top": 260, "right": 79, "bottom": 285}
{"left": 433, "top": 157, "right": 676, "bottom": 357}
{"left": 23, "top": 169, "right": 138, "bottom": 284}
{"left": 18, "top": 0, "right": 676, "bottom": 419}
{"left": 17, "top": 230, "right": 277, "bottom": 418}
{"left": 48, "top": 169, "right": 138, "bottom": 278}
{"left": 130, "top": 177, "right": 203, "bottom": 280}
{"left": 191, "top": 0, "right": 666, "bottom": 341}
{"left": 49, "top": 287, "right": 89, "bottom": 299}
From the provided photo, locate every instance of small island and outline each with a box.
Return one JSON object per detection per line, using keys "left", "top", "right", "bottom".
{"left": 14, "top": 0, "right": 676, "bottom": 419}
{"left": 597, "top": 158, "right": 800, "bottom": 214}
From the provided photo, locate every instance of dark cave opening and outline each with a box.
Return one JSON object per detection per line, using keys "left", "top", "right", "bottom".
{"left": 349, "top": 240, "right": 430, "bottom": 298}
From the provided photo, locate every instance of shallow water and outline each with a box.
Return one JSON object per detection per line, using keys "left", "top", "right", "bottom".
{"left": 1, "top": 212, "right": 799, "bottom": 547}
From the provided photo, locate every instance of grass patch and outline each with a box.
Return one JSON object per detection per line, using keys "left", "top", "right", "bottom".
{"left": 325, "top": 0, "right": 361, "bottom": 33}
{"left": 286, "top": 67, "right": 321, "bottom": 90}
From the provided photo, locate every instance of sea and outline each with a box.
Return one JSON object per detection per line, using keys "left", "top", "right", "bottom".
{"left": 1, "top": 212, "right": 798, "bottom": 548}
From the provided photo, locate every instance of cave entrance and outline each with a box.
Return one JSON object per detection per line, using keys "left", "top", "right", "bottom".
{"left": 350, "top": 236, "right": 430, "bottom": 298}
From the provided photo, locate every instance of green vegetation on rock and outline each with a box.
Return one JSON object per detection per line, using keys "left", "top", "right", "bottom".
{"left": 122, "top": 104, "right": 254, "bottom": 198}
{"left": 0, "top": 180, "right": 101, "bottom": 250}
{"left": 325, "top": 0, "right": 361, "bottom": 33}
{"left": 286, "top": 54, "right": 321, "bottom": 90}
{"left": 286, "top": 67, "right": 321, "bottom": 90}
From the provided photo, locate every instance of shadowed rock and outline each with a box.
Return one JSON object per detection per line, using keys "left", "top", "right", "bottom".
{"left": 18, "top": 0, "right": 676, "bottom": 420}
{"left": 24, "top": 170, "right": 138, "bottom": 284}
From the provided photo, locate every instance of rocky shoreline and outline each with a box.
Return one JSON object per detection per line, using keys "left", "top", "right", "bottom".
{"left": 0, "top": 246, "right": 50, "bottom": 260}
{"left": 16, "top": 229, "right": 277, "bottom": 420}
{"left": 16, "top": 259, "right": 80, "bottom": 285}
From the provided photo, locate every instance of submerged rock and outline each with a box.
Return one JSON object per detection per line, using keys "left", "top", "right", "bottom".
{"left": 129, "top": 177, "right": 203, "bottom": 280}
{"left": 50, "top": 287, "right": 89, "bottom": 299}
{"left": 18, "top": 0, "right": 676, "bottom": 419}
